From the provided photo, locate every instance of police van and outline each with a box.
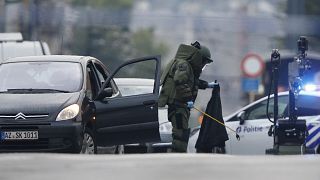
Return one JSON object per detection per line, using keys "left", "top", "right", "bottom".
{"left": 0, "top": 33, "right": 51, "bottom": 62}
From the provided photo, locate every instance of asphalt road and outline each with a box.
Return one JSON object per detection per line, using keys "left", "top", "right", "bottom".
{"left": 0, "top": 153, "right": 319, "bottom": 180}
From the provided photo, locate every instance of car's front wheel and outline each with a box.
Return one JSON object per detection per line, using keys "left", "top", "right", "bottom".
{"left": 80, "top": 128, "right": 97, "bottom": 154}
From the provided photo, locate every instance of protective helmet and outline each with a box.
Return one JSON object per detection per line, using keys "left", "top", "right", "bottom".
{"left": 199, "top": 45, "right": 213, "bottom": 63}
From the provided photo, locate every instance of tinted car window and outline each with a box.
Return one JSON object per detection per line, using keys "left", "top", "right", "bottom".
{"left": 296, "top": 95, "right": 320, "bottom": 116}
{"left": 227, "top": 95, "right": 288, "bottom": 122}
{"left": 246, "top": 96, "right": 288, "bottom": 120}
{"left": 227, "top": 94, "right": 320, "bottom": 122}
{"left": 86, "top": 67, "right": 96, "bottom": 100}
{"left": 93, "top": 63, "right": 108, "bottom": 87}
{"left": 0, "top": 61, "right": 83, "bottom": 92}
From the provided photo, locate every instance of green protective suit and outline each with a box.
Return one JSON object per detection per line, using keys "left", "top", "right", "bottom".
{"left": 159, "top": 44, "right": 204, "bottom": 107}
{"left": 159, "top": 44, "right": 207, "bottom": 152}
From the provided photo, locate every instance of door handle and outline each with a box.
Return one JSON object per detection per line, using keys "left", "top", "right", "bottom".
{"left": 143, "top": 100, "right": 156, "bottom": 106}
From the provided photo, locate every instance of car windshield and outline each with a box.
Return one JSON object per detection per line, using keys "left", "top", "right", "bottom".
{"left": 0, "top": 61, "right": 83, "bottom": 93}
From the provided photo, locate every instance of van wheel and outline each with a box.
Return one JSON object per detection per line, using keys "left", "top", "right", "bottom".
{"left": 80, "top": 128, "right": 97, "bottom": 154}
{"left": 317, "top": 146, "right": 320, "bottom": 154}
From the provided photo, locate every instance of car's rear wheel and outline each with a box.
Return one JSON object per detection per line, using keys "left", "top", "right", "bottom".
{"left": 80, "top": 128, "right": 97, "bottom": 154}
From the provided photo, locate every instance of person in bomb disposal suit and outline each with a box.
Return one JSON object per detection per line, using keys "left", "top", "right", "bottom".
{"left": 159, "top": 41, "right": 214, "bottom": 152}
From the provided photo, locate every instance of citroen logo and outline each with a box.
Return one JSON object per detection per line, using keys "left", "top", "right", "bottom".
{"left": 14, "top": 112, "right": 27, "bottom": 120}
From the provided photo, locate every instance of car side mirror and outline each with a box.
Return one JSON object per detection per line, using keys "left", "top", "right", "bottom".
{"left": 96, "top": 87, "right": 113, "bottom": 100}
{"left": 237, "top": 111, "right": 245, "bottom": 125}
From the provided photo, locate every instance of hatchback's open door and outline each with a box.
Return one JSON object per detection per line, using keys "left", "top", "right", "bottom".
{"left": 94, "top": 56, "right": 161, "bottom": 146}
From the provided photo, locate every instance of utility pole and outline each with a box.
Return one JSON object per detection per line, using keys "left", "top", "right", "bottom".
{"left": 4, "top": 0, "right": 22, "bottom": 32}
{"left": 0, "top": 1, "right": 5, "bottom": 32}
{"left": 29, "top": 0, "right": 40, "bottom": 40}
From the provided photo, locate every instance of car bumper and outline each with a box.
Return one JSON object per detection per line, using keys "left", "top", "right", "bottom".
{"left": 0, "top": 121, "right": 82, "bottom": 153}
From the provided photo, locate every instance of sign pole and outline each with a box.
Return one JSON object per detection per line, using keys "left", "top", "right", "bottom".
{"left": 241, "top": 53, "right": 265, "bottom": 101}
{"left": 249, "top": 92, "right": 255, "bottom": 103}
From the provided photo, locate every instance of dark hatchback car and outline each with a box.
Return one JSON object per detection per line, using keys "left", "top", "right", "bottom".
{"left": 0, "top": 55, "right": 161, "bottom": 153}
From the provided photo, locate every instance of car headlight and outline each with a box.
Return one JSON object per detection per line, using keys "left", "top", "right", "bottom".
{"left": 56, "top": 104, "right": 80, "bottom": 121}
{"left": 159, "top": 121, "right": 172, "bottom": 134}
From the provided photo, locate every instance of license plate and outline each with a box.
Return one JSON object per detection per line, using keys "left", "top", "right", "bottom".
{"left": 0, "top": 131, "right": 38, "bottom": 140}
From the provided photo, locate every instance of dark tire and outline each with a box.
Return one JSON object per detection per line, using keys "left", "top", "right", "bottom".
{"left": 80, "top": 128, "right": 97, "bottom": 154}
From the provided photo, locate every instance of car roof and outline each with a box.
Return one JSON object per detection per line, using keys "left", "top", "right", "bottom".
{"left": 1, "top": 55, "right": 92, "bottom": 64}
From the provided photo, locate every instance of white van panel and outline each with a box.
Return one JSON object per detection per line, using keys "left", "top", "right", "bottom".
{"left": 0, "top": 41, "right": 51, "bottom": 62}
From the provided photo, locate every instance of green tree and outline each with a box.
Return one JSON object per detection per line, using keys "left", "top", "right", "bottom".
{"left": 71, "top": 0, "right": 132, "bottom": 9}
{"left": 70, "top": 1, "right": 169, "bottom": 77}
{"left": 305, "top": 0, "right": 320, "bottom": 15}
{"left": 114, "top": 28, "right": 169, "bottom": 78}
{"left": 130, "top": 28, "right": 168, "bottom": 58}
{"left": 69, "top": 0, "right": 133, "bottom": 70}
{"left": 305, "top": 0, "right": 320, "bottom": 52}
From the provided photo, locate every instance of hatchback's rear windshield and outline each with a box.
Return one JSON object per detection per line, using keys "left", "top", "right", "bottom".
{"left": 0, "top": 61, "right": 83, "bottom": 93}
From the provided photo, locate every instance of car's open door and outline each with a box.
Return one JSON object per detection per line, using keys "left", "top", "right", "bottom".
{"left": 94, "top": 56, "right": 161, "bottom": 146}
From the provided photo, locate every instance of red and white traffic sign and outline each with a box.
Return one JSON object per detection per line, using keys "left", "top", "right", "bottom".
{"left": 241, "top": 53, "right": 265, "bottom": 78}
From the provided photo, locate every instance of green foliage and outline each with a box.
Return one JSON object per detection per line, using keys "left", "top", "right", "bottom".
{"left": 71, "top": 26, "right": 130, "bottom": 70}
{"left": 71, "top": 0, "right": 133, "bottom": 9}
{"left": 305, "top": 0, "right": 320, "bottom": 15}
{"left": 130, "top": 28, "right": 169, "bottom": 58}
{"left": 69, "top": 1, "right": 168, "bottom": 77}
{"left": 69, "top": 0, "right": 133, "bottom": 70}
{"left": 305, "top": 0, "right": 320, "bottom": 52}
{"left": 127, "top": 28, "right": 169, "bottom": 77}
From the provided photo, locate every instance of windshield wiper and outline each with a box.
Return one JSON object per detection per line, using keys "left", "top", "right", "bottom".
{"left": 36, "top": 89, "right": 71, "bottom": 93}
{"left": 5, "top": 88, "right": 70, "bottom": 93}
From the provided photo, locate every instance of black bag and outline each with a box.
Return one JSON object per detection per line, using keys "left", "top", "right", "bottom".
{"left": 195, "top": 83, "right": 229, "bottom": 153}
